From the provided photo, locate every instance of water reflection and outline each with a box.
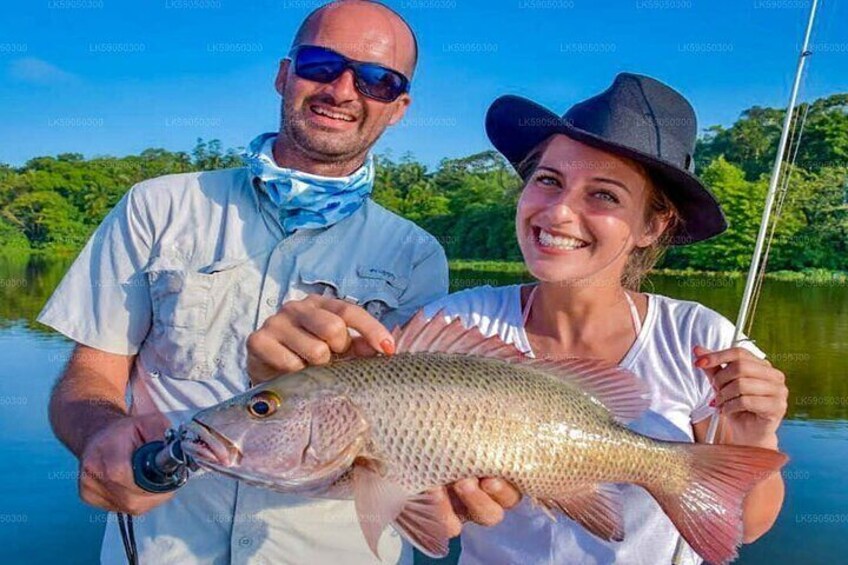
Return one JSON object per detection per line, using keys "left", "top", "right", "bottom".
{"left": 2, "top": 256, "right": 846, "bottom": 420}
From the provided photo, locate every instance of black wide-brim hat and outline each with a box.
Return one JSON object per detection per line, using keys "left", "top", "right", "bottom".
{"left": 486, "top": 73, "right": 727, "bottom": 245}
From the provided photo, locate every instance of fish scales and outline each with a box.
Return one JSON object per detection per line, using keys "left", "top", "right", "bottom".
{"left": 321, "top": 352, "right": 661, "bottom": 497}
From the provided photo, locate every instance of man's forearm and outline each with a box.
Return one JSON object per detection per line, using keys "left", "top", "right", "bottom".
{"left": 48, "top": 346, "right": 133, "bottom": 458}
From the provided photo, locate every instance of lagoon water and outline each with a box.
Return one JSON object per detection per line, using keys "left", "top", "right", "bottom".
{"left": 1, "top": 255, "right": 846, "bottom": 564}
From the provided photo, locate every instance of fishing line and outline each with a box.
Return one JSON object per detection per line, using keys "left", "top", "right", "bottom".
{"left": 747, "top": 98, "right": 811, "bottom": 336}
{"left": 117, "top": 512, "right": 138, "bottom": 565}
{"left": 745, "top": 5, "right": 819, "bottom": 335}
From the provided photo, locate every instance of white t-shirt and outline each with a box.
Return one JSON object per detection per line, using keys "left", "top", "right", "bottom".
{"left": 423, "top": 284, "right": 766, "bottom": 565}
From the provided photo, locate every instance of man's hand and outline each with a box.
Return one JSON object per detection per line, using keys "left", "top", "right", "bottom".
{"left": 79, "top": 413, "right": 174, "bottom": 515}
{"left": 247, "top": 295, "right": 396, "bottom": 383}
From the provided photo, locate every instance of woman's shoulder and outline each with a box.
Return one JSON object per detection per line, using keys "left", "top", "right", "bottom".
{"left": 646, "top": 292, "right": 730, "bottom": 330}
{"left": 424, "top": 284, "right": 523, "bottom": 320}
{"left": 645, "top": 292, "right": 766, "bottom": 359}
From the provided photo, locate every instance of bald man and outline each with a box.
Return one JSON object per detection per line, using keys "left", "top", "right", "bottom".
{"left": 39, "top": 2, "right": 500, "bottom": 563}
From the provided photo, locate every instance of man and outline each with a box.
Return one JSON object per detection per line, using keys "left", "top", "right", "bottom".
{"left": 40, "top": 2, "right": 514, "bottom": 563}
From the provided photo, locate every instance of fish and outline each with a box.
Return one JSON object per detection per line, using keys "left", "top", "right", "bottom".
{"left": 182, "top": 311, "right": 788, "bottom": 564}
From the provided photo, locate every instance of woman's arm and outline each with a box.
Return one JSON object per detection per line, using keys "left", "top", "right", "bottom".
{"left": 692, "top": 345, "right": 788, "bottom": 542}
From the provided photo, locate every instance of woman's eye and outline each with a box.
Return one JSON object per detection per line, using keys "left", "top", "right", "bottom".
{"left": 534, "top": 174, "right": 560, "bottom": 188}
{"left": 592, "top": 190, "right": 619, "bottom": 204}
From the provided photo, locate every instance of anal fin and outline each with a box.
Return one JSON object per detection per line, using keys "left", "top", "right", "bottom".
{"left": 538, "top": 483, "right": 624, "bottom": 542}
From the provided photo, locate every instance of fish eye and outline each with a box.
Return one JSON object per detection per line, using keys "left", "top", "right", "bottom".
{"left": 247, "top": 391, "right": 281, "bottom": 418}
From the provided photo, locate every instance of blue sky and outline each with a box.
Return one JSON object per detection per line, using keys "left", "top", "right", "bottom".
{"left": 1, "top": 0, "right": 847, "bottom": 169}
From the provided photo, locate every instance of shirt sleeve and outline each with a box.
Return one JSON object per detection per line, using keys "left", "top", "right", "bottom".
{"left": 37, "top": 186, "right": 154, "bottom": 355}
{"left": 690, "top": 305, "right": 768, "bottom": 423}
{"left": 388, "top": 238, "right": 449, "bottom": 329}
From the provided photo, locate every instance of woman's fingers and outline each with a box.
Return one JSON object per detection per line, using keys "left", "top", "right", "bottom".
{"left": 452, "top": 478, "right": 505, "bottom": 527}
{"left": 721, "top": 394, "right": 788, "bottom": 420}
{"left": 715, "top": 377, "right": 784, "bottom": 408}
{"left": 479, "top": 478, "right": 522, "bottom": 509}
{"left": 695, "top": 346, "right": 785, "bottom": 390}
{"left": 430, "top": 487, "right": 463, "bottom": 538}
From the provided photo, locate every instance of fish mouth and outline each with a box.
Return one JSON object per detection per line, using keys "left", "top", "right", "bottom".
{"left": 183, "top": 419, "right": 243, "bottom": 468}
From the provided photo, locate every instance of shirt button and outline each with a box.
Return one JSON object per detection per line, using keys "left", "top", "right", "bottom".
{"left": 265, "top": 297, "right": 276, "bottom": 307}
{"left": 238, "top": 537, "right": 252, "bottom": 547}
{"left": 150, "top": 370, "right": 160, "bottom": 378}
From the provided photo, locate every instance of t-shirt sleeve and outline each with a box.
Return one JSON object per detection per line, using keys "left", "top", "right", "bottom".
{"left": 422, "top": 285, "right": 521, "bottom": 344}
{"left": 690, "top": 305, "right": 768, "bottom": 423}
{"left": 36, "top": 186, "right": 154, "bottom": 355}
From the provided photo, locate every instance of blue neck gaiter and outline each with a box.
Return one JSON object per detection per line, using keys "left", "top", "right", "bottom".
{"left": 243, "top": 132, "right": 375, "bottom": 234}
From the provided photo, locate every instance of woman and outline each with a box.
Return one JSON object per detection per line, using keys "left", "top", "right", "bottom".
{"left": 421, "top": 73, "right": 788, "bottom": 564}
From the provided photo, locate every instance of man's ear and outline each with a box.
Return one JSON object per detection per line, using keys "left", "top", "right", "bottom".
{"left": 275, "top": 59, "right": 291, "bottom": 96}
{"left": 386, "top": 93, "right": 412, "bottom": 126}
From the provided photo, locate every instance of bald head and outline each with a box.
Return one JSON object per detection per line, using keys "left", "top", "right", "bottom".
{"left": 291, "top": 0, "right": 418, "bottom": 79}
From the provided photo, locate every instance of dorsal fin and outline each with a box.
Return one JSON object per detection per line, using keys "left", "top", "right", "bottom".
{"left": 392, "top": 310, "right": 525, "bottom": 361}
{"left": 391, "top": 309, "right": 651, "bottom": 424}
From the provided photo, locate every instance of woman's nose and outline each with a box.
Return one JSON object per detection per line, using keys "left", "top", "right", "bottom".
{"left": 543, "top": 190, "right": 579, "bottom": 223}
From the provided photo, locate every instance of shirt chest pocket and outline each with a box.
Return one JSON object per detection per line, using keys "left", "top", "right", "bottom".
{"left": 296, "top": 265, "right": 408, "bottom": 323}
{"left": 147, "top": 259, "right": 242, "bottom": 380}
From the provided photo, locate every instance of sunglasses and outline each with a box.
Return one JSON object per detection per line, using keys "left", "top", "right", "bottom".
{"left": 289, "top": 44, "right": 410, "bottom": 103}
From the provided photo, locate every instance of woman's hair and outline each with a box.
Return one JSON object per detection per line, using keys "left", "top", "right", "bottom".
{"left": 515, "top": 136, "right": 683, "bottom": 291}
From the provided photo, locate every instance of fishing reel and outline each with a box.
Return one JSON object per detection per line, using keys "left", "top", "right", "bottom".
{"left": 119, "top": 429, "right": 199, "bottom": 565}
{"left": 131, "top": 427, "right": 198, "bottom": 494}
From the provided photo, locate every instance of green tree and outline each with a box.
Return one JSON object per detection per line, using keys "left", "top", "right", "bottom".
{"left": 665, "top": 158, "right": 765, "bottom": 270}
{"left": 3, "top": 191, "right": 88, "bottom": 250}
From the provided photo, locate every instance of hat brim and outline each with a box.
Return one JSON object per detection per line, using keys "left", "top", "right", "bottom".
{"left": 486, "top": 95, "right": 727, "bottom": 245}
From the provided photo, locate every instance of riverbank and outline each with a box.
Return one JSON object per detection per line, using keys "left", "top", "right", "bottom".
{"left": 3, "top": 252, "right": 846, "bottom": 285}
{"left": 449, "top": 260, "right": 848, "bottom": 285}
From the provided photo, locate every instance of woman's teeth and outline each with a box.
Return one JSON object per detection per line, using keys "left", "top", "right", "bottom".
{"left": 311, "top": 105, "right": 355, "bottom": 122}
{"left": 538, "top": 229, "right": 589, "bottom": 250}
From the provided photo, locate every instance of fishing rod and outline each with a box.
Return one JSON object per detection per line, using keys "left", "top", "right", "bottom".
{"left": 671, "top": 0, "right": 820, "bottom": 562}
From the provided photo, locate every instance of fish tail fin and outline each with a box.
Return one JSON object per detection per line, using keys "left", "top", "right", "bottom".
{"left": 648, "top": 443, "right": 787, "bottom": 565}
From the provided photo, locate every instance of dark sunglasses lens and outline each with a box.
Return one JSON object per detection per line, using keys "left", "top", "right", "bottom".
{"left": 295, "top": 46, "right": 345, "bottom": 83}
{"left": 355, "top": 64, "right": 406, "bottom": 101}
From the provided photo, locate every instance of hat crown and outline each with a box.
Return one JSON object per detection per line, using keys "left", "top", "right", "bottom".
{"left": 564, "top": 73, "right": 697, "bottom": 172}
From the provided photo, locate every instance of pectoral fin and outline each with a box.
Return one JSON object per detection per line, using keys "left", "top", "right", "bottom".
{"left": 352, "top": 462, "right": 453, "bottom": 560}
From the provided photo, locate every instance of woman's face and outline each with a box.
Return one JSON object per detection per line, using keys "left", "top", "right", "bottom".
{"left": 516, "top": 134, "right": 663, "bottom": 285}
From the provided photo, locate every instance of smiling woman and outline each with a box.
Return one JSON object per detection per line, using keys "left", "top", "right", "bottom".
{"left": 421, "top": 73, "right": 789, "bottom": 564}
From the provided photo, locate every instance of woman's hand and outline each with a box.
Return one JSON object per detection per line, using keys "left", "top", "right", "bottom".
{"left": 427, "top": 478, "right": 522, "bottom": 537}
{"left": 693, "top": 345, "right": 788, "bottom": 448}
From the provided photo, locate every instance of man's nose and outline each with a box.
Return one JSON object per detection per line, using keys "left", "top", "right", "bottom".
{"left": 322, "top": 68, "right": 358, "bottom": 104}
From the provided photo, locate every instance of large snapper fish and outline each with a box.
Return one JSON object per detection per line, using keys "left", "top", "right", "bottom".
{"left": 183, "top": 312, "right": 787, "bottom": 564}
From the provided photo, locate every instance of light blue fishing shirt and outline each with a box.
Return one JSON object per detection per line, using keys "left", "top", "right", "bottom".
{"left": 39, "top": 158, "right": 449, "bottom": 564}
